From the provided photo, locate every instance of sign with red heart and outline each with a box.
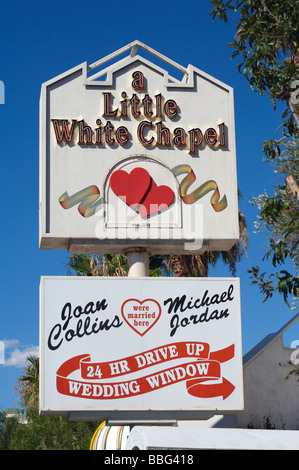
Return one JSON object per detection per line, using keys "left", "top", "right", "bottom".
{"left": 121, "top": 298, "right": 162, "bottom": 336}
{"left": 40, "top": 40, "right": 239, "bottom": 255}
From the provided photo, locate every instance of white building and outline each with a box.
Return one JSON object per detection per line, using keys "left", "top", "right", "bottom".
{"left": 188, "top": 311, "right": 299, "bottom": 431}
{"left": 235, "top": 312, "right": 299, "bottom": 430}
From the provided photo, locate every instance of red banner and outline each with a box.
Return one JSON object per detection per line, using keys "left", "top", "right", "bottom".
{"left": 56, "top": 342, "right": 235, "bottom": 401}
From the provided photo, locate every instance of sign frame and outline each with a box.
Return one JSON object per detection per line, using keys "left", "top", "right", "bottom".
{"left": 39, "top": 40, "right": 239, "bottom": 255}
{"left": 39, "top": 276, "right": 243, "bottom": 421}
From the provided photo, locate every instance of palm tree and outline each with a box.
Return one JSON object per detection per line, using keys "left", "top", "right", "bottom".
{"left": 66, "top": 254, "right": 127, "bottom": 277}
{"left": 66, "top": 253, "right": 171, "bottom": 277}
{"left": 16, "top": 355, "right": 39, "bottom": 408}
{"left": 66, "top": 201, "right": 248, "bottom": 279}
{"left": 167, "top": 207, "right": 248, "bottom": 277}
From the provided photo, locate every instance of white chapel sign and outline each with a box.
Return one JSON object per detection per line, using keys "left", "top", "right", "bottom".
{"left": 40, "top": 277, "right": 243, "bottom": 418}
{"left": 39, "top": 41, "right": 239, "bottom": 255}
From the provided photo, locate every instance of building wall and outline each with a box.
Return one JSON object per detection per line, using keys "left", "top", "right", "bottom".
{"left": 236, "top": 336, "right": 299, "bottom": 430}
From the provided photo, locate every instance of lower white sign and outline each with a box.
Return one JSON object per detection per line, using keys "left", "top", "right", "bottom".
{"left": 40, "top": 277, "right": 243, "bottom": 419}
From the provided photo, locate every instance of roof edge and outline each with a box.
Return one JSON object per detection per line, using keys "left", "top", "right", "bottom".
{"left": 243, "top": 312, "right": 299, "bottom": 366}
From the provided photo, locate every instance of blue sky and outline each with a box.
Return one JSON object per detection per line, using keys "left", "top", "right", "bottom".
{"left": 0, "top": 0, "right": 297, "bottom": 410}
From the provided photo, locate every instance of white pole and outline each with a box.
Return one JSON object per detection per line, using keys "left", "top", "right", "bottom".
{"left": 126, "top": 249, "right": 149, "bottom": 277}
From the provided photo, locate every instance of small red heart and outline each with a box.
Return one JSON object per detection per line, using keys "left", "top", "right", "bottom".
{"left": 110, "top": 168, "right": 151, "bottom": 208}
{"left": 139, "top": 181, "right": 174, "bottom": 218}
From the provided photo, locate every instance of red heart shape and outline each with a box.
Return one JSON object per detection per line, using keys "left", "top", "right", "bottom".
{"left": 110, "top": 168, "right": 151, "bottom": 209}
{"left": 110, "top": 167, "right": 174, "bottom": 218}
{"left": 139, "top": 181, "right": 174, "bottom": 218}
{"left": 121, "top": 298, "right": 161, "bottom": 336}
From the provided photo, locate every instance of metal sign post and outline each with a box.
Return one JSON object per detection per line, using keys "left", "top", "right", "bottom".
{"left": 126, "top": 249, "right": 149, "bottom": 278}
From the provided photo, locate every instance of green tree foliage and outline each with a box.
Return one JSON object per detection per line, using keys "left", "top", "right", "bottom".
{"left": 66, "top": 253, "right": 171, "bottom": 277}
{"left": 0, "top": 356, "right": 98, "bottom": 450}
{"left": 16, "top": 355, "right": 39, "bottom": 408}
{"left": 0, "top": 407, "right": 96, "bottom": 450}
{"left": 210, "top": 0, "right": 299, "bottom": 306}
{"left": 248, "top": 138, "right": 299, "bottom": 307}
{"left": 211, "top": 0, "right": 299, "bottom": 158}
